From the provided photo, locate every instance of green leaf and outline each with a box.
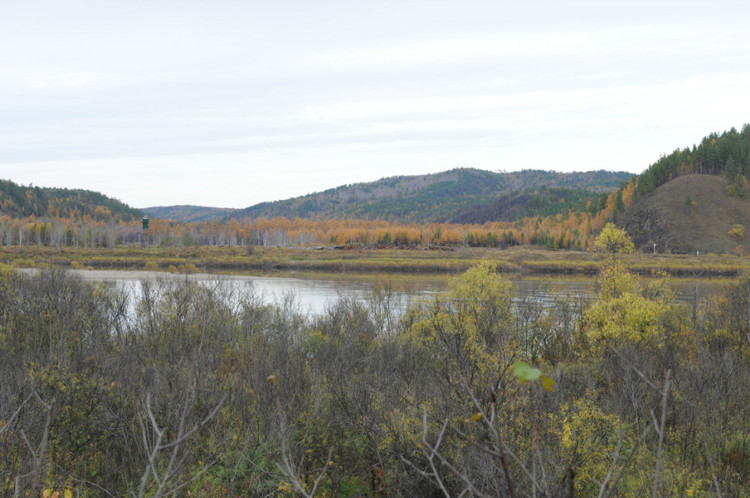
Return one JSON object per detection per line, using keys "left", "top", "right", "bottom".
{"left": 513, "top": 361, "right": 541, "bottom": 382}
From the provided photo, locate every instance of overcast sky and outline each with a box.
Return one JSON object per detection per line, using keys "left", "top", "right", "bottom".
{"left": 1, "top": 0, "right": 749, "bottom": 208}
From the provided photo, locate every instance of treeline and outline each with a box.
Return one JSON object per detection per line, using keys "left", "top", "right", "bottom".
{"left": 0, "top": 211, "right": 613, "bottom": 251}
{"left": 0, "top": 179, "right": 142, "bottom": 222}
{"left": 1, "top": 245, "right": 749, "bottom": 495}
{"left": 0, "top": 215, "right": 142, "bottom": 248}
{"left": 0, "top": 174, "right": 624, "bottom": 252}
{"left": 0, "top": 179, "right": 640, "bottom": 252}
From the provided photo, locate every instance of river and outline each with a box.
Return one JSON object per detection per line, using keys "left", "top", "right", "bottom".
{"left": 63, "top": 269, "right": 731, "bottom": 316}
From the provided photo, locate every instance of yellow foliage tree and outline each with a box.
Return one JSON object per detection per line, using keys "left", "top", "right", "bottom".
{"left": 593, "top": 223, "right": 635, "bottom": 256}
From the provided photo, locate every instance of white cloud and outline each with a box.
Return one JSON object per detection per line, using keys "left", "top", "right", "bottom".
{"left": 294, "top": 20, "right": 745, "bottom": 75}
{"left": 0, "top": 67, "right": 132, "bottom": 91}
{"left": 1, "top": 0, "right": 749, "bottom": 207}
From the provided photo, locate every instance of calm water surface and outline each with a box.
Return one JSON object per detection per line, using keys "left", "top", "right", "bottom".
{"left": 71, "top": 270, "right": 444, "bottom": 315}
{"left": 67, "top": 270, "right": 732, "bottom": 316}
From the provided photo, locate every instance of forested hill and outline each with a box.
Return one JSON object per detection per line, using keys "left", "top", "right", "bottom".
{"left": 634, "top": 124, "right": 750, "bottom": 198}
{"left": 597, "top": 124, "right": 750, "bottom": 226}
{"left": 230, "top": 168, "right": 632, "bottom": 223}
{"left": 597, "top": 124, "right": 750, "bottom": 253}
{"left": 0, "top": 179, "right": 142, "bottom": 222}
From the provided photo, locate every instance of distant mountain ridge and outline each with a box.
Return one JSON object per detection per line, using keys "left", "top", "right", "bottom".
{"left": 140, "top": 205, "right": 239, "bottom": 222}
{"left": 140, "top": 168, "right": 631, "bottom": 223}
{"left": 232, "top": 168, "right": 632, "bottom": 223}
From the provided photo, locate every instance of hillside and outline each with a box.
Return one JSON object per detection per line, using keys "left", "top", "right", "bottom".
{"left": 141, "top": 205, "right": 239, "bottom": 222}
{"left": 231, "top": 168, "right": 631, "bottom": 223}
{"left": 0, "top": 179, "right": 141, "bottom": 222}
{"left": 450, "top": 186, "right": 605, "bottom": 224}
{"left": 593, "top": 124, "right": 750, "bottom": 254}
{"left": 622, "top": 174, "right": 750, "bottom": 254}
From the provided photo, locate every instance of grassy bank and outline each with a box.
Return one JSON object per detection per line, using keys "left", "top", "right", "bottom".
{"left": 1, "top": 244, "right": 748, "bottom": 277}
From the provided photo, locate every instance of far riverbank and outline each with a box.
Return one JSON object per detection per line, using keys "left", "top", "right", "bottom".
{"left": 1, "top": 245, "right": 747, "bottom": 278}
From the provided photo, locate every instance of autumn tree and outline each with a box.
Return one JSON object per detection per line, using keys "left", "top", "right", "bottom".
{"left": 594, "top": 222, "right": 635, "bottom": 256}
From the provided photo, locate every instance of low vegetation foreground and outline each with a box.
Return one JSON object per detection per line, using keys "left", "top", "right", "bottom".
{"left": 1, "top": 226, "right": 749, "bottom": 496}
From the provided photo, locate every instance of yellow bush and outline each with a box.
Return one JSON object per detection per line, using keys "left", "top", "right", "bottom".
{"left": 583, "top": 261, "right": 677, "bottom": 350}
{"left": 728, "top": 223, "right": 745, "bottom": 239}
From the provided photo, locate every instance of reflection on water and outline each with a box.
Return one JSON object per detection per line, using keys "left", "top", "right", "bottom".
{"left": 65, "top": 270, "right": 734, "bottom": 317}
{"left": 71, "top": 270, "right": 445, "bottom": 316}
{"left": 511, "top": 275, "right": 729, "bottom": 308}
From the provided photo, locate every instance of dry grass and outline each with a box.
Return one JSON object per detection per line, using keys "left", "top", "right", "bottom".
{"left": 1, "top": 244, "right": 748, "bottom": 277}
{"left": 624, "top": 174, "right": 750, "bottom": 254}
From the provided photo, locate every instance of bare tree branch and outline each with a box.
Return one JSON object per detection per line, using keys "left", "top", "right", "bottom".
{"left": 135, "top": 389, "right": 226, "bottom": 498}
{"left": 702, "top": 436, "right": 723, "bottom": 498}
{"left": 597, "top": 426, "right": 625, "bottom": 498}
{"left": 0, "top": 392, "right": 34, "bottom": 437}
{"left": 652, "top": 370, "right": 671, "bottom": 498}
{"left": 600, "top": 421, "right": 653, "bottom": 498}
